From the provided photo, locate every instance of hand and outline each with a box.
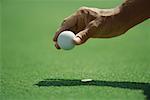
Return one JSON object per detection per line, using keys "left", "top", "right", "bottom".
{"left": 53, "top": 7, "right": 129, "bottom": 49}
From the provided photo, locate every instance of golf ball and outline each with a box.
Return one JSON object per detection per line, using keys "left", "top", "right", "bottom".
{"left": 57, "top": 31, "right": 76, "bottom": 50}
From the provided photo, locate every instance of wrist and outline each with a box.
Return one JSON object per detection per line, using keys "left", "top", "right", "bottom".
{"left": 116, "top": 0, "right": 149, "bottom": 30}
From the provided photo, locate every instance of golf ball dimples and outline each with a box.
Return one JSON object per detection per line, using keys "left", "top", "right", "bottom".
{"left": 57, "top": 31, "right": 75, "bottom": 50}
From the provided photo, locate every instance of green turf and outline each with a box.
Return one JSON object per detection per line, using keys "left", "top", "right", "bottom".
{"left": 1, "top": 0, "right": 150, "bottom": 100}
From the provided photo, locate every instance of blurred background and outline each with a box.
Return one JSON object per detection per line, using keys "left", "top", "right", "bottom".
{"left": 1, "top": 0, "right": 150, "bottom": 100}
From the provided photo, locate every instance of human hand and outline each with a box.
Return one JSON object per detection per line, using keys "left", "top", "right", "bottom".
{"left": 53, "top": 7, "right": 129, "bottom": 49}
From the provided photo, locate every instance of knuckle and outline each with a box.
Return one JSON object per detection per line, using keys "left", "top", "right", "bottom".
{"left": 77, "top": 6, "right": 88, "bottom": 14}
{"left": 79, "top": 7, "right": 88, "bottom": 11}
{"left": 61, "top": 19, "right": 67, "bottom": 26}
{"left": 63, "top": 18, "right": 68, "bottom": 23}
{"left": 61, "top": 16, "right": 70, "bottom": 26}
{"left": 63, "top": 18, "right": 67, "bottom": 22}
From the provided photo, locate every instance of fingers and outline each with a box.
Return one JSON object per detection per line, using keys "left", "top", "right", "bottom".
{"left": 53, "top": 14, "right": 77, "bottom": 42}
{"left": 73, "top": 19, "right": 99, "bottom": 45}
{"left": 53, "top": 14, "right": 78, "bottom": 49}
{"left": 53, "top": 7, "right": 100, "bottom": 48}
{"left": 55, "top": 42, "right": 61, "bottom": 49}
{"left": 53, "top": 26, "right": 68, "bottom": 49}
{"left": 53, "top": 26, "right": 67, "bottom": 42}
{"left": 73, "top": 29, "right": 90, "bottom": 45}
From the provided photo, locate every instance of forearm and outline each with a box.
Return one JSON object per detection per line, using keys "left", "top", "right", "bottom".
{"left": 117, "top": 0, "right": 150, "bottom": 29}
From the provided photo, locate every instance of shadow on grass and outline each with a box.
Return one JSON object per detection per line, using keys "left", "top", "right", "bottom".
{"left": 35, "top": 79, "right": 150, "bottom": 100}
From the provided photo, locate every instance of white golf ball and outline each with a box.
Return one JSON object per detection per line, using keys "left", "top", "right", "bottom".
{"left": 57, "top": 31, "right": 76, "bottom": 50}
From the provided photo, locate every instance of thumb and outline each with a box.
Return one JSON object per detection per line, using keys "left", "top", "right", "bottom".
{"left": 73, "top": 29, "right": 90, "bottom": 45}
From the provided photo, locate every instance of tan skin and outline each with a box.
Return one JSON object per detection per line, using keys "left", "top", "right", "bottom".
{"left": 53, "top": 0, "right": 150, "bottom": 49}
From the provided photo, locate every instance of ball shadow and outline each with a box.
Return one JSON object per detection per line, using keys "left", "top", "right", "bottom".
{"left": 35, "top": 78, "right": 150, "bottom": 100}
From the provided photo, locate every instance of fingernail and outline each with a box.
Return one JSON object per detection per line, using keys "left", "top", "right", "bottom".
{"left": 73, "top": 37, "right": 82, "bottom": 45}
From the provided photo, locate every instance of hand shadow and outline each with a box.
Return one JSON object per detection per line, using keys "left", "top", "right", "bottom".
{"left": 35, "top": 78, "right": 150, "bottom": 100}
